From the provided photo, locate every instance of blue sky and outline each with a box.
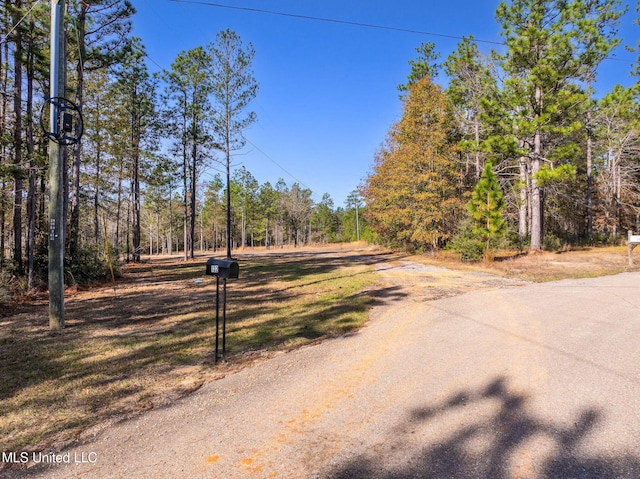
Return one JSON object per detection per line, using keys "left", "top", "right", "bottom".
{"left": 131, "top": 0, "right": 638, "bottom": 207}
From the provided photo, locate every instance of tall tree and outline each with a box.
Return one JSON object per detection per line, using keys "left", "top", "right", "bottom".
{"left": 203, "top": 174, "right": 225, "bottom": 251}
{"left": 67, "top": 0, "right": 134, "bottom": 259}
{"left": 496, "top": 0, "right": 624, "bottom": 250}
{"left": 258, "top": 181, "right": 279, "bottom": 248}
{"left": 11, "top": 0, "right": 24, "bottom": 270}
{"left": 82, "top": 68, "right": 111, "bottom": 244}
{"left": 283, "top": 183, "right": 313, "bottom": 247}
{"left": 162, "top": 46, "right": 213, "bottom": 260}
{"left": 397, "top": 42, "right": 440, "bottom": 94}
{"left": 595, "top": 85, "right": 640, "bottom": 236}
{"left": 445, "top": 36, "right": 496, "bottom": 183}
{"left": 313, "top": 193, "right": 338, "bottom": 243}
{"left": 232, "top": 166, "right": 259, "bottom": 248}
{"left": 363, "top": 75, "right": 463, "bottom": 250}
{"left": 112, "top": 38, "right": 156, "bottom": 262}
{"left": 345, "top": 190, "right": 363, "bottom": 242}
{"left": 208, "top": 29, "right": 258, "bottom": 259}
{"left": 145, "top": 155, "right": 179, "bottom": 254}
{"left": 573, "top": 0, "right": 625, "bottom": 241}
{"left": 25, "top": 1, "right": 48, "bottom": 288}
{"left": 0, "top": 3, "right": 10, "bottom": 264}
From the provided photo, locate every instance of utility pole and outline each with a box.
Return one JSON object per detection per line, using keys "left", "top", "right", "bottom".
{"left": 49, "top": 0, "right": 66, "bottom": 330}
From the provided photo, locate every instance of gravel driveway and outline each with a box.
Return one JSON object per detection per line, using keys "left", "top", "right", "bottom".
{"left": 12, "top": 261, "right": 640, "bottom": 479}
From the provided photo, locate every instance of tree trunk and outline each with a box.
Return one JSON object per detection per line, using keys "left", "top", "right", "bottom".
{"left": 199, "top": 207, "right": 203, "bottom": 252}
{"left": 126, "top": 201, "right": 131, "bottom": 262}
{"left": 474, "top": 113, "right": 481, "bottom": 181}
{"left": 132, "top": 150, "right": 141, "bottom": 262}
{"left": 183, "top": 181, "right": 188, "bottom": 260}
{"left": 265, "top": 217, "right": 270, "bottom": 249}
{"left": 518, "top": 156, "right": 528, "bottom": 238}
{"left": 12, "top": 0, "right": 23, "bottom": 270}
{"left": 182, "top": 99, "right": 189, "bottom": 261}
{"left": 25, "top": 18, "right": 36, "bottom": 288}
{"left": 69, "top": 5, "right": 86, "bottom": 261}
{"left": 168, "top": 187, "right": 173, "bottom": 255}
{"left": 131, "top": 94, "right": 141, "bottom": 263}
{"left": 156, "top": 210, "right": 160, "bottom": 255}
{"left": 586, "top": 108, "right": 593, "bottom": 242}
{"left": 614, "top": 157, "right": 621, "bottom": 237}
{"left": 115, "top": 160, "right": 123, "bottom": 250}
{"left": 0, "top": 16, "right": 7, "bottom": 265}
{"left": 93, "top": 97, "right": 102, "bottom": 243}
{"left": 226, "top": 147, "right": 232, "bottom": 259}
{"left": 189, "top": 124, "right": 197, "bottom": 260}
{"left": 529, "top": 86, "right": 543, "bottom": 251}
{"left": 241, "top": 207, "right": 246, "bottom": 248}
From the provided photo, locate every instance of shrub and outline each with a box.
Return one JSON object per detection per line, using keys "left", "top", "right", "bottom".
{"left": 67, "top": 244, "right": 121, "bottom": 285}
{"left": 543, "top": 233, "right": 564, "bottom": 252}
{"left": 450, "top": 218, "right": 484, "bottom": 262}
{"left": 0, "top": 269, "right": 13, "bottom": 305}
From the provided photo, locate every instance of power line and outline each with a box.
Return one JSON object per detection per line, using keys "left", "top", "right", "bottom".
{"left": 144, "top": 53, "right": 164, "bottom": 71}
{"left": 0, "top": 0, "right": 43, "bottom": 48}
{"left": 167, "top": 0, "right": 635, "bottom": 64}
{"left": 139, "top": 0, "right": 324, "bottom": 197}
{"left": 242, "top": 135, "right": 318, "bottom": 198}
{"left": 139, "top": 58, "right": 319, "bottom": 196}
{"left": 168, "top": 0, "right": 505, "bottom": 46}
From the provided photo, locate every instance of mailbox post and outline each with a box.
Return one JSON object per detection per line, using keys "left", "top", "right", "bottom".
{"left": 628, "top": 231, "right": 640, "bottom": 266}
{"left": 206, "top": 259, "right": 239, "bottom": 362}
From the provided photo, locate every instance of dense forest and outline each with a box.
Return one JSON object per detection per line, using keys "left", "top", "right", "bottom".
{"left": 0, "top": 0, "right": 639, "bottom": 295}
{"left": 364, "top": 0, "right": 640, "bottom": 257}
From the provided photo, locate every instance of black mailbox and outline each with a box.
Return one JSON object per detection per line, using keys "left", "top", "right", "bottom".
{"left": 206, "top": 258, "right": 239, "bottom": 279}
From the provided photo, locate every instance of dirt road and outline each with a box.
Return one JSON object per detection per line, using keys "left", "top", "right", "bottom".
{"left": 15, "top": 260, "right": 640, "bottom": 478}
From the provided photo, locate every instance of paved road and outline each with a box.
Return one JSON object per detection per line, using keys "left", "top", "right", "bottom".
{"left": 17, "top": 264, "right": 640, "bottom": 478}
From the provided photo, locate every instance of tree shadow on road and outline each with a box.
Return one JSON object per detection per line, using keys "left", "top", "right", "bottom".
{"left": 325, "top": 376, "right": 640, "bottom": 479}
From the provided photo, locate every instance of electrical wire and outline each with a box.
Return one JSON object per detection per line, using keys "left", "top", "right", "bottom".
{"left": 168, "top": 0, "right": 505, "bottom": 46}
{"left": 138, "top": 0, "right": 324, "bottom": 198}
{"left": 0, "top": 0, "right": 43, "bottom": 48}
{"left": 242, "top": 135, "right": 318, "bottom": 197}
{"left": 167, "top": 0, "right": 633, "bottom": 64}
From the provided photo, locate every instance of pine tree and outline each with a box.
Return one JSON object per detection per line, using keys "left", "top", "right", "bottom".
{"left": 397, "top": 42, "right": 440, "bottom": 94}
{"left": 495, "top": 0, "right": 624, "bottom": 250}
{"left": 467, "top": 162, "right": 506, "bottom": 254}
{"left": 112, "top": 38, "right": 157, "bottom": 263}
{"left": 161, "top": 46, "right": 214, "bottom": 260}
{"left": 444, "top": 36, "right": 496, "bottom": 183}
{"left": 208, "top": 29, "right": 258, "bottom": 258}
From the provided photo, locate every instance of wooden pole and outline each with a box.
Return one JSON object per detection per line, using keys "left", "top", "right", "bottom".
{"left": 48, "top": 0, "right": 65, "bottom": 330}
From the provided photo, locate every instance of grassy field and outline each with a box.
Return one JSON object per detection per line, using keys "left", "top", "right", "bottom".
{"left": 0, "top": 245, "right": 383, "bottom": 455}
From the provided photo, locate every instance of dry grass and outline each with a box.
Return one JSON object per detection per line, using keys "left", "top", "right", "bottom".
{"left": 0, "top": 245, "right": 387, "bottom": 455}
{"left": 410, "top": 246, "right": 637, "bottom": 282}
